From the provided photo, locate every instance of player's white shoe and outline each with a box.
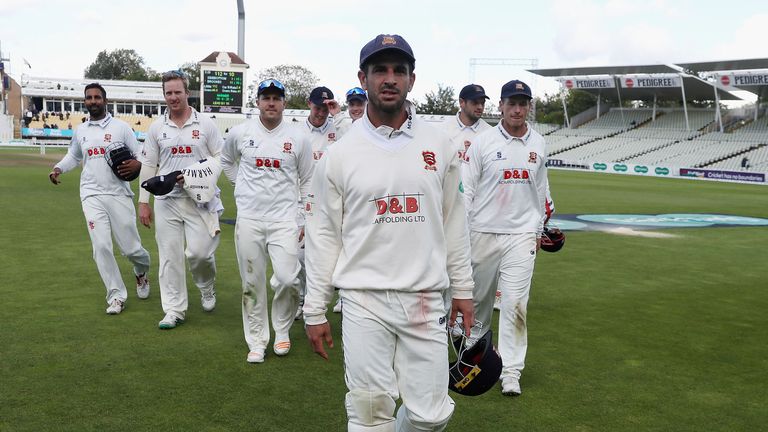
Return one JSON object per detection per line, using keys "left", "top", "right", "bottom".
{"left": 501, "top": 376, "right": 521, "bottom": 396}
{"left": 136, "top": 273, "right": 150, "bottom": 300}
{"left": 201, "top": 289, "right": 216, "bottom": 312}
{"left": 273, "top": 340, "right": 291, "bottom": 356}
{"left": 106, "top": 299, "right": 124, "bottom": 315}
{"left": 247, "top": 350, "right": 265, "bottom": 364}
{"left": 294, "top": 302, "right": 303, "bottom": 321}
{"left": 493, "top": 290, "right": 502, "bottom": 311}
{"left": 158, "top": 313, "right": 184, "bottom": 329}
{"left": 332, "top": 297, "right": 342, "bottom": 313}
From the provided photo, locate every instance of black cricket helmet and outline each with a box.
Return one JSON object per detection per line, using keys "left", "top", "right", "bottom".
{"left": 540, "top": 226, "right": 565, "bottom": 253}
{"left": 141, "top": 170, "right": 182, "bottom": 196}
{"left": 105, "top": 141, "right": 139, "bottom": 181}
{"left": 448, "top": 324, "right": 502, "bottom": 396}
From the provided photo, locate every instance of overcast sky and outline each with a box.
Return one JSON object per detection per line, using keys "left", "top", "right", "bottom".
{"left": 1, "top": 0, "right": 766, "bottom": 103}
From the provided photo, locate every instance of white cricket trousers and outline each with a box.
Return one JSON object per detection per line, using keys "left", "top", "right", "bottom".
{"left": 470, "top": 231, "right": 537, "bottom": 380}
{"left": 235, "top": 218, "right": 301, "bottom": 351}
{"left": 81, "top": 195, "right": 150, "bottom": 304}
{"left": 154, "top": 197, "right": 219, "bottom": 318}
{"left": 342, "top": 289, "right": 454, "bottom": 432}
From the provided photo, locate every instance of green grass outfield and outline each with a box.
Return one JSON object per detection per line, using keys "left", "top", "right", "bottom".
{"left": 1, "top": 147, "right": 767, "bottom": 431}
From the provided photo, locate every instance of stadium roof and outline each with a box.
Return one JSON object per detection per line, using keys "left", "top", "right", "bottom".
{"left": 677, "top": 58, "right": 768, "bottom": 99}
{"left": 529, "top": 64, "right": 679, "bottom": 77}
{"left": 527, "top": 65, "right": 741, "bottom": 101}
{"left": 676, "top": 58, "right": 768, "bottom": 73}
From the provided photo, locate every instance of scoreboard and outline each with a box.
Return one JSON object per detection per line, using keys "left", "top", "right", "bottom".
{"left": 202, "top": 70, "right": 244, "bottom": 114}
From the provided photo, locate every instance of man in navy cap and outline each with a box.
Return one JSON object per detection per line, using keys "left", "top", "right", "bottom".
{"left": 332, "top": 87, "right": 368, "bottom": 137}
{"left": 444, "top": 84, "right": 492, "bottom": 162}
{"left": 462, "top": 79, "right": 552, "bottom": 396}
{"left": 304, "top": 34, "right": 475, "bottom": 431}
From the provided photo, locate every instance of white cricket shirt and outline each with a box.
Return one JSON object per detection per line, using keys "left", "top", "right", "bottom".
{"left": 138, "top": 108, "right": 222, "bottom": 201}
{"left": 303, "top": 105, "right": 474, "bottom": 324}
{"left": 441, "top": 112, "right": 492, "bottom": 160}
{"left": 304, "top": 118, "right": 339, "bottom": 162}
{"left": 463, "top": 122, "right": 549, "bottom": 235}
{"left": 221, "top": 118, "right": 314, "bottom": 223}
{"left": 55, "top": 114, "right": 140, "bottom": 201}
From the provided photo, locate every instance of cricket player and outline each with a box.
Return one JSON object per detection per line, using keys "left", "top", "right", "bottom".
{"left": 332, "top": 86, "right": 368, "bottom": 136}
{"left": 222, "top": 79, "right": 314, "bottom": 363}
{"left": 462, "top": 79, "right": 550, "bottom": 396}
{"left": 304, "top": 34, "right": 475, "bottom": 431}
{"left": 294, "top": 86, "right": 344, "bottom": 319}
{"left": 443, "top": 83, "right": 492, "bottom": 163}
{"left": 138, "top": 70, "right": 224, "bottom": 330}
{"left": 49, "top": 83, "right": 150, "bottom": 315}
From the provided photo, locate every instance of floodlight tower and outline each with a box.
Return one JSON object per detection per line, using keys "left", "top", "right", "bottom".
{"left": 237, "top": 0, "right": 245, "bottom": 60}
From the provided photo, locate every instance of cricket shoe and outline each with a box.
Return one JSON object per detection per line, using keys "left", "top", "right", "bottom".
{"left": 106, "top": 299, "right": 125, "bottom": 315}
{"left": 332, "top": 297, "right": 342, "bottom": 313}
{"left": 158, "top": 313, "right": 184, "bottom": 330}
{"left": 247, "top": 349, "right": 265, "bottom": 364}
{"left": 273, "top": 340, "right": 291, "bottom": 356}
{"left": 295, "top": 303, "right": 303, "bottom": 321}
{"left": 201, "top": 289, "right": 216, "bottom": 312}
{"left": 493, "top": 290, "right": 502, "bottom": 311}
{"left": 136, "top": 273, "right": 150, "bottom": 299}
{"left": 501, "top": 377, "right": 522, "bottom": 396}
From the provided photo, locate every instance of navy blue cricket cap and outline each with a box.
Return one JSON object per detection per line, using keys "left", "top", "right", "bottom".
{"left": 501, "top": 80, "right": 532, "bottom": 99}
{"left": 359, "top": 34, "right": 416, "bottom": 69}
{"left": 309, "top": 86, "right": 334, "bottom": 106}
{"left": 141, "top": 170, "right": 182, "bottom": 196}
{"left": 459, "top": 84, "right": 489, "bottom": 101}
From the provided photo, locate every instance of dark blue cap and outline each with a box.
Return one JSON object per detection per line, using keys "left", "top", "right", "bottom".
{"left": 308, "top": 86, "right": 334, "bottom": 105}
{"left": 501, "top": 80, "right": 532, "bottom": 99}
{"left": 459, "top": 84, "right": 489, "bottom": 101}
{"left": 359, "top": 34, "right": 415, "bottom": 69}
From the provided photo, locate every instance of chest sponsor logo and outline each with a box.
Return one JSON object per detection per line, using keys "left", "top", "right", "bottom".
{"left": 370, "top": 193, "right": 426, "bottom": 224}
{"left": 86, "top": 146, "right": 107, "bottom": 158}
{"left": 313, "top": 150, "right": 324, "bottom": 160}
{"left": 103, "top": 133, "right": 112, "bottom": 143}
{"left": 499, "top": 168, "right": 532, "bottom": 184}
{"left": 255, "top": 157, "right": 282, "bottom": 169}
{"left": 283, "top": 142, "right": 293, "bottom": 153}
{"left": 192, "top": 130, "right": 200, "bottom": 139}
{"left": 170, "top": 145, "right": 194, "bottom": 156}
{"left": 422, "top": 151, "right": 437, "bottom": 171}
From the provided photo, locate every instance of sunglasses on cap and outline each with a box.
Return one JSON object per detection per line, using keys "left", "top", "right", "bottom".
{"left": 258, "top": 79, "right": 286, "bottom": 94}
{"left": 346, "top": 87, "right": 366, "bottom": 97}
{"left": 162, "top": 69, "right": 187, "bottom": 79}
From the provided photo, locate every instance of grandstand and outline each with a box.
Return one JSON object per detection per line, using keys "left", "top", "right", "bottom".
{"left": 529, "top": 59, "right": 768, "bottom": 180}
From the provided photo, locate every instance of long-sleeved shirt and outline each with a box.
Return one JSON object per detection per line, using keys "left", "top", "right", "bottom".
{"left": 463, "top": 122, "right": 549, "bottom": 235}
{"left": 303, "top": 105, "right": 474, "bottom": 325}
{"left": 54, "top": 114, "right": 140, "bottom": 201}
{"left": 304, "top": 118, "right": 340, "bottom": 162}
{"left": 138, "top": 108, "right": 222, "bottom": 202}
{"left": 221, "top": 118, "right": 314, "bottom": 223}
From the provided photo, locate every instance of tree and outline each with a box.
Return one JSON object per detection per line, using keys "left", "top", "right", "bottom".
{"left": 534, "top": 90, "right": 598, "bottom": 125}
{"left": 415, "top": 84, "right": 458, "bottom": 115}
{"left": 84, "top": 49, "right": 152, "bottom": 81}
{"left": 178, "top": 62, "right": 202, "bottom": 92}
{"left": 251, "top": 64, "right": 319, "bottom": 109}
